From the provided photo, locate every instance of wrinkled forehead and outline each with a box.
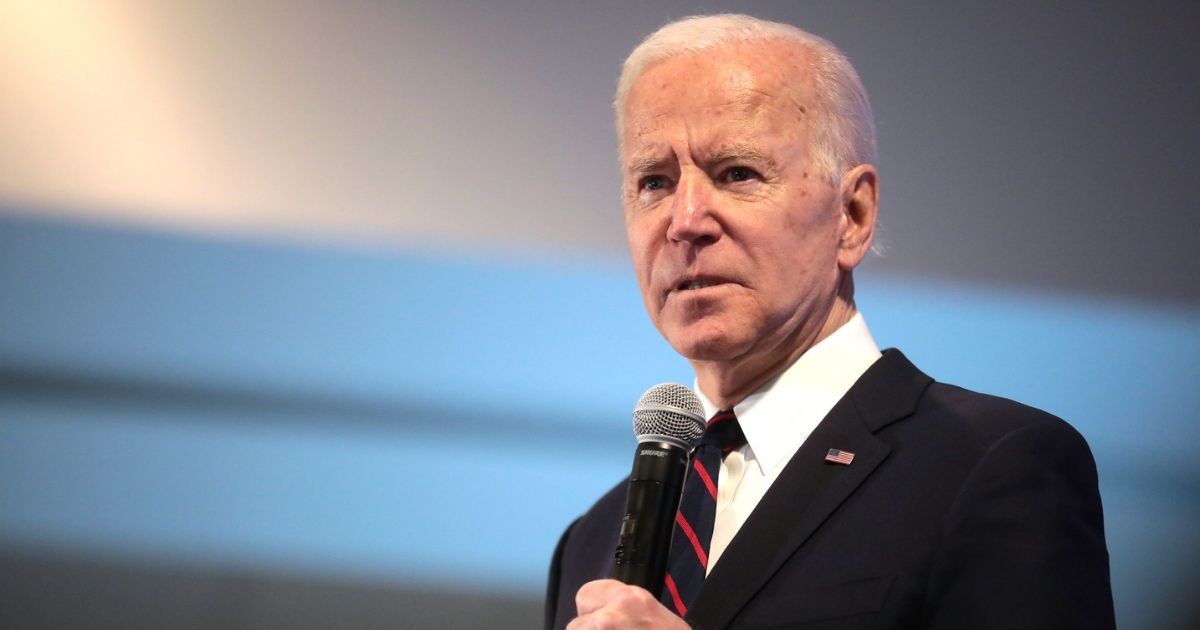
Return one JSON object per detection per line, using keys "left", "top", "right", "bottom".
{"left": 619, "top": 41, "right": 815, "bottom": 152}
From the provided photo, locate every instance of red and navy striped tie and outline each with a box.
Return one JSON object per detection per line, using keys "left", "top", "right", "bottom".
{"left": 661, "top": 409, "right": 746, "bottom": 617}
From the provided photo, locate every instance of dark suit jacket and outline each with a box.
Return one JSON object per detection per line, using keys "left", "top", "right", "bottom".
{"left": 545, "top": 350, "right": 1114, "bottom": 629}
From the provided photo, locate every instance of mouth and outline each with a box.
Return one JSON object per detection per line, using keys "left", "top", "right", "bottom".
{"left": 678, "top": 279, "right": 720, "bottom": 291}
{"left": 672, "top": 276, "right": 731, "bottom": 293}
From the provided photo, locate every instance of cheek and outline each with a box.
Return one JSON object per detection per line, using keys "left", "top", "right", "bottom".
{"left": 625, "top": 228, "right": 658, "bottom": 298}
{"left": 626, "top": 217, "right": 657, "bottom": 265}
{"left": 778, "top": 202, "right": 843, "bottom": 267}
{"left": 625, "top": 228, "right": 646, "bottom": 267}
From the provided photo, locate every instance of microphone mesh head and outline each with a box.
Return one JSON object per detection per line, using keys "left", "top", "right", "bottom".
{"left": 633, "top": 383, "right": 705, "bottom": 449}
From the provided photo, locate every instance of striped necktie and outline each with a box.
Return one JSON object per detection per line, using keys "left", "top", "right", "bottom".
{"left": 661, "top": 409, "right": 746, "bottom": 617}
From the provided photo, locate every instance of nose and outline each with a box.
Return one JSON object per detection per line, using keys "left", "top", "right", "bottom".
{"left": 666, "top": 167, "right": 721, "bottom": 246}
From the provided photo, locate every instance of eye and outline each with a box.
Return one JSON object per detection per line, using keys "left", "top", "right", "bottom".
{"left": 642, "top": 174, "right": 670, "bottom": 191}
{"left": 723, "top": 166, "right": 758, "bottom": 183}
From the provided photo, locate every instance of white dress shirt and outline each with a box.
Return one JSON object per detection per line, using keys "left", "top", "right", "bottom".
{"left": 694, "top": 313, "right": 882, "bottom": 573}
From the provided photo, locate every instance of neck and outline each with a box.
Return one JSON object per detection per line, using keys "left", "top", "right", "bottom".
{"left": 693, "top": 277, "right": 858, "bottom": 410}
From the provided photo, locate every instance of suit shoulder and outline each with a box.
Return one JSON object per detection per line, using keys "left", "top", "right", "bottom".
{"left": 917, "top": 380, "right": 1090, "bottom": 452}
{"left": 568, "top": 477, "right": 628, "bottom": 537}
{"left": 562, "top": 477, "right": 629, "bottom": 564}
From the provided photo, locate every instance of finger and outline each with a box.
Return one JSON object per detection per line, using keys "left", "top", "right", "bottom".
{"left": 574, "top": 578, "right": 622, "bottom": 616}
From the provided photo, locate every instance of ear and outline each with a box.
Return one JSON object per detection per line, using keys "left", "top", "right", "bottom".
{"left": 836, "top": 164, "right": 879, "bottom": 271}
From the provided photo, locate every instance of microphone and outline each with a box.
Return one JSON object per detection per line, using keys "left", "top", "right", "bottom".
{"left": 611, "top": 383, "right": 705, "bottom": 595}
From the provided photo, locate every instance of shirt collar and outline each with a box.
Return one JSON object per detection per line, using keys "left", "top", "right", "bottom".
{"left": 694, "top": 313, "right": 882, "bottom": 476}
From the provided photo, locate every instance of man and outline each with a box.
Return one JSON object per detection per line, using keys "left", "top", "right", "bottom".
{"left": 546, "top": 14, "right": 1113, "bottom": 629}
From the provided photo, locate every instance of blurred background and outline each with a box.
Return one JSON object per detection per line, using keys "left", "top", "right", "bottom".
{"left": 1, "top": 1, "right": 1197, "bottom": 628}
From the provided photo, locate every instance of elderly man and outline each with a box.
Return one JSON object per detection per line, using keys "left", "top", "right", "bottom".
{"left": 546, "top": 14, "right": 1114, "bottom": 630}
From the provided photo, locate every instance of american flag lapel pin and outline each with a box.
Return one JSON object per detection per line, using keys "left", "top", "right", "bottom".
{"left": 824, "top": 448, "right": 855, "bottom": 465}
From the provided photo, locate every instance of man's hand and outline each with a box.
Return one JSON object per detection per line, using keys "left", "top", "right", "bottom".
{"left": 566, "top": 579, "right": 690, "bottom": 629}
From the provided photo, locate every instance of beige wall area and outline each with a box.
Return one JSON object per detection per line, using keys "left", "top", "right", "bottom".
{"left": 0, "top": 0, "right": 625, "bottom": 254}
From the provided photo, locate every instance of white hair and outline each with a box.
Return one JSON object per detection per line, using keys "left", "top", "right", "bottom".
{"left": 615, "top": 14, "right": 877, "bottom": 183}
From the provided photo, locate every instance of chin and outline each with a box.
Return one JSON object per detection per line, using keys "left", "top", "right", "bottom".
{"left": 666, "top": 328, "right": 750, "bottom": 363}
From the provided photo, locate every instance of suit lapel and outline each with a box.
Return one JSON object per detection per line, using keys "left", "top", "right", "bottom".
{"left": 686, "top": 350, "right": 931, "bottom": 629}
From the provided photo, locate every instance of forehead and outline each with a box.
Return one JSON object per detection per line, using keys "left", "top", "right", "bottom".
{"left": 620, "top": 41, "right": 814, "bottom": 155}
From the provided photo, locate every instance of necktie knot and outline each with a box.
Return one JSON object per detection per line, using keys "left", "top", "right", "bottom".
{"left": 702, "top": 409, "right": 746, "bottom": 454}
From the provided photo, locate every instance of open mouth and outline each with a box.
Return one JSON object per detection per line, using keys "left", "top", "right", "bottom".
{"left": 677, "top": 279, "right": 723, "bottom": 291}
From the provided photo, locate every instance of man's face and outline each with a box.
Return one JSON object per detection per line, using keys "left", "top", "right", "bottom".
{"left": 621, "top": 42, "right": 853, "bottom": 368}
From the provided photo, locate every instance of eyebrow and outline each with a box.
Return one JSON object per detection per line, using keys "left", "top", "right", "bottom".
{"left": 624, "top": 143, "right": 780, "bottom": 175}
{"left": 625, "top": 154, "right": 673, "bottom": 176}
{"left": 702, "top": 144, "right": 778, "bottom": 170}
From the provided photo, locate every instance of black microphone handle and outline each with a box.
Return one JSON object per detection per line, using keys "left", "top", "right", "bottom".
{"left": 611, "top": 439, "right": 690, "bottom": 595}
